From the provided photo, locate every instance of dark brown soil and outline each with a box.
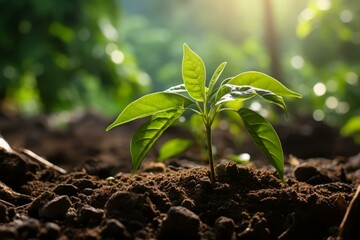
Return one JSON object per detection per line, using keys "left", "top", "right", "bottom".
{"left": 0, "top": 111, "right": 359, "bottom": 240}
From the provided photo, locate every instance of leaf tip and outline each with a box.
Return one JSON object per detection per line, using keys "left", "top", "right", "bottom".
{"left": 105, "top": 124, "right": 115, "bottom": 132}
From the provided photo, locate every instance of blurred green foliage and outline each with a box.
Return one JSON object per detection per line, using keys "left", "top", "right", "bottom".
{"left": 1, "top": 0, "right": 359, "bottom": 140}
{"left": 293, "top": 0, "right": 360, "bottom": 139}
{"left": 0, "top": 0, "right": 148, "bottom": 115}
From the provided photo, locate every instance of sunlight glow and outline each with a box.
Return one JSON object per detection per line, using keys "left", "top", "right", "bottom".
{"left": 313, "top": 109, "right": 325, "bottom": 121}
{"left": 317, "top": 0, "right": 331, "bottom": 11}
{"left": 313, "top": 82, "right": 326, "bottom": 96}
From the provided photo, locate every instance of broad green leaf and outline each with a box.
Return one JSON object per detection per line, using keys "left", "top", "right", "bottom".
{"left": 131, "top": 109, "right": 184, "bottom": 172}
{"left": 228, "top": 71, "right": 302, "bottom": 98}
{"left": 208, "top": 62, "right": 227, "bottom": 97}
{"left": 106, "top": 92, "right": 193, "bottom": 131}
{"left": 182, "top": 43, "right": 206, "bottom": 101}
{"left": 216, "top": 84, "right": 287, "bottom": 112}
{"left": 237, "top": 108, "right": 284, "bottom": 181}
{"left": 158, "top": 138, "right": 193, "bottom": 161}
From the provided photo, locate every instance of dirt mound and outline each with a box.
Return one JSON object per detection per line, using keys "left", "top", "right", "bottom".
{"left": 1, "top": 147, "right": 358, "bottom": 239}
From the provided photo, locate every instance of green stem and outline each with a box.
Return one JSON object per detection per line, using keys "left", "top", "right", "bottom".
{"left": 205, "top": 123, "right": 215, "bottom": 184}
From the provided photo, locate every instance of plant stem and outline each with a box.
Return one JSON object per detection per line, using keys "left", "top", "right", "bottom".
{"left": 205, "top": 123, "right": 215, "bottom": 184}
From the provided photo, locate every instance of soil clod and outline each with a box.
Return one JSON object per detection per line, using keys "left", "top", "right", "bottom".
{"left": 160, "top": 206, "right": 201, "bottom": 240}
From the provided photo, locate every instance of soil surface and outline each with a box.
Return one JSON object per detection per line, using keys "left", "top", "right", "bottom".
{"left": 0, "top": 110, "right": 360, "bottom": 240}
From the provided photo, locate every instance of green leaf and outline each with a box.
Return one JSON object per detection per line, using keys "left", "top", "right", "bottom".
{"left": 215, "top": 85, "right": 255, "bottom": 105}
{"left": 158, "top": 138, "right": 193, "bottom": 161}
{"left": 208, "top": 62, "right": 227, "bottom": 97}
{"left": 228, "top": 71, "right": 302, "bottom": 98}
{"left": 216, "top": 84, "right": 287, "bottom": 112}
{"left": 182, "top": 43, "right": 206, "bottom": 101}
{"left": 237, "top": 108, "right": 284, "bottom": 181}
{"left": 164, "top": 84, "right": 187, "bottom": 94}
{"left": 208, "top": 77, "right": 233, "bottom": 104}
{"left": 106, "top": 92, "right": 193, "bottom": 130}
{"left": 131, "top": 109, "right": 184, "bottom": 172}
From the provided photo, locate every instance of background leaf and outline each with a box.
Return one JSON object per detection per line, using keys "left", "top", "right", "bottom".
{"left": 229, "top": 71, "right": 302, "bottom": 98}
{"left": 158, "top": 138, "right": 193, "bottom": 161}
{"left": 237, "top": 108, "right": 284, "bottom": 181}
{"left": 106, "top": 92, "right": 193, "bottom": 130}
{"left": 341, "top": 116, "right": 360, "bottom": 144}
{"left": 131, "top": 108, "right": 184, "bottom": 172}
{"left": 182, "top": 43, "right": 206, "bottom": 101}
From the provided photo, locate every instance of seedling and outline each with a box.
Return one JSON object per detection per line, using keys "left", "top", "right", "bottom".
{"left": 106, "top": 43, "right": 301, "bottom": 183}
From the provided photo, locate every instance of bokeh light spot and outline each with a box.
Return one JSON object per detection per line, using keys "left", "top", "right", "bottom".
{"left": 219, "top": 120, "right": 229, "bottom": 130}
{"left": 3, "top": 66, "right": 17, "bottom": 79}
{"left": 137, "top": 72, "right": 150, "bottom": 87}
{"left": 325, "top": 96, "right": 339, "bottom": 109}
{"left": 340, "top": 10, "right": 353, "bottom": 23}
{"left": 300, "top": 8, "right": 314, "bottom": 21}
{"left": 313, "top": 109, "right": 325, "bottom": 121}
{"left": 105, "top": 43, "right": 118, "bottom": 55}
{"left": 336, "top": 102, "right": 349, "bottom": 114}
{"left": 239, "top": 153, "right": 251, "bottom": 161}
{"left": 99, "top": 19, "right": 118, "bottom": 40}
{"left": 250, "top": 102, "right": 262, "bottom": 111}
{"left": 178, "top": 116, "right": 186, "bottom": 123}
{"left": 313, "top": 82, "right": 326, "bottom": 96}
{"left": 291, "top": 55, "right": 304, "bottom": 69}
{"left": 111, "top": 50, "right": 125, "bottom": 64}
{"left": 345, "top": 72, "right": 358, "bottom": 85}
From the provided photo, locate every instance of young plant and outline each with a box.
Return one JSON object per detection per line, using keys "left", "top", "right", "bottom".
{"left": 106, "top": 43, "right": 302, "bottom": 183}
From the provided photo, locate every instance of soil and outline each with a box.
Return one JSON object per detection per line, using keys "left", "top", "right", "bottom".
{"left": 0, "top": 110, "right": 360, "bottom": 240}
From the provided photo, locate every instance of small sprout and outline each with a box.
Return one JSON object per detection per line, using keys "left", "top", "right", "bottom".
{"left": 107, "top": 43, "right": 302, "bottom": 183}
